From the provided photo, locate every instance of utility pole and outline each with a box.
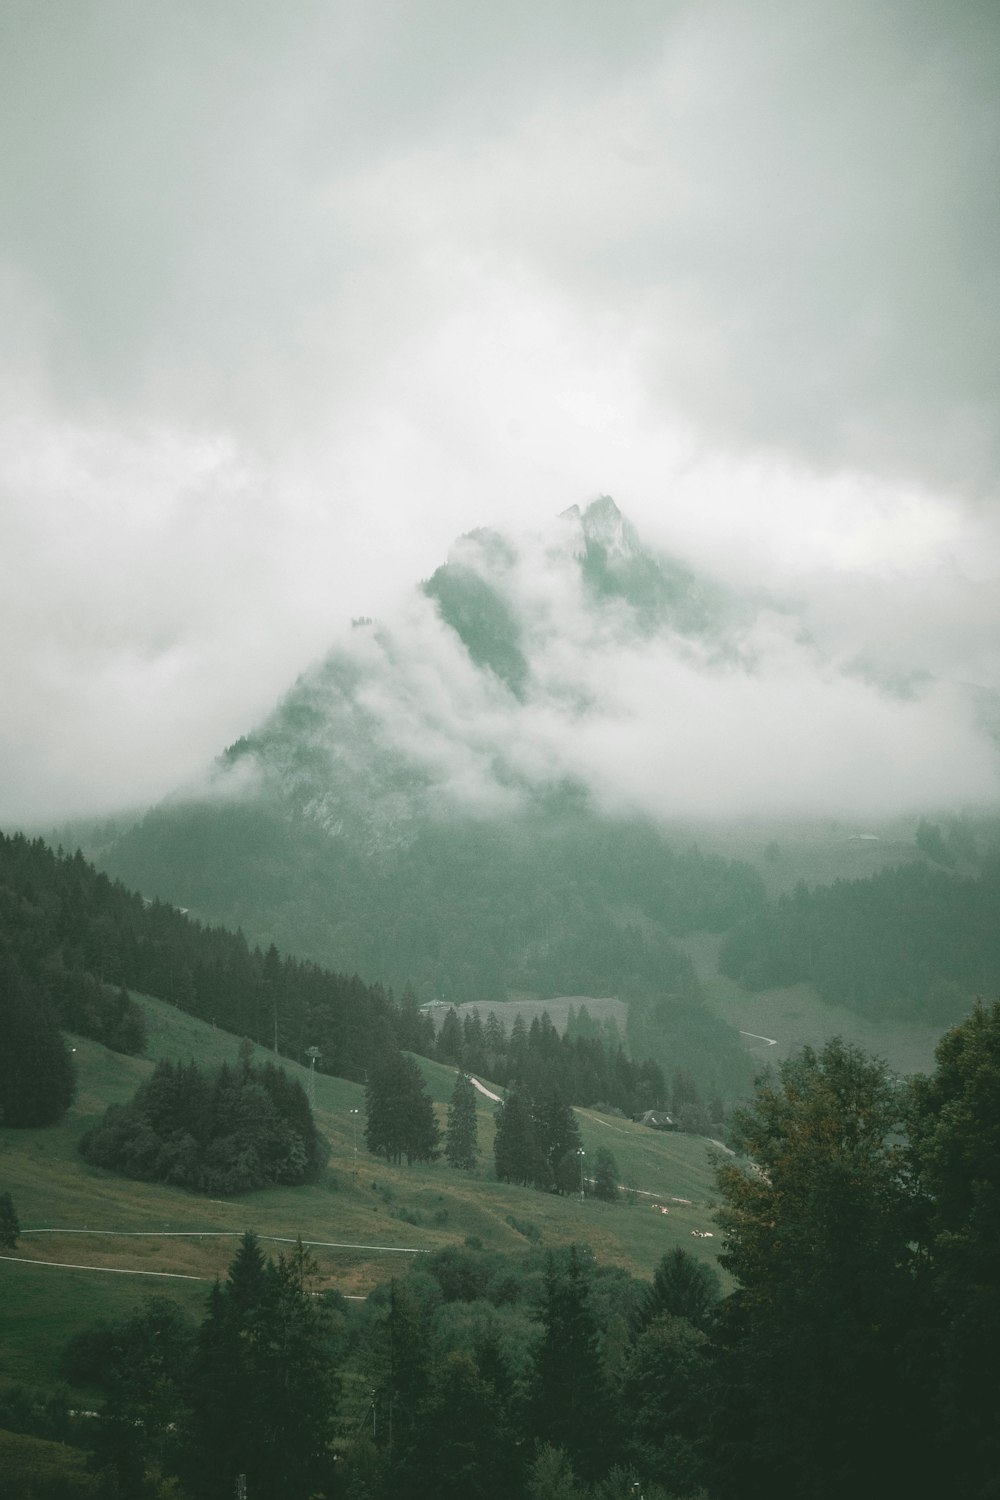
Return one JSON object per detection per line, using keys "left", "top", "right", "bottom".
{"left": 350, "top": 1107, "right": 360, "bottom": 1178}
{"left": 305, "top": 1046, "right": 321, "bottom": 1108}
{"left": 577, "top": 1146, "right": 586, "bottom": 1201}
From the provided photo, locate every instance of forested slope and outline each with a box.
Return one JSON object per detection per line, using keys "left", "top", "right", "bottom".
{"left": 719, "top": 854, "right": 1000, "bottom": 1023}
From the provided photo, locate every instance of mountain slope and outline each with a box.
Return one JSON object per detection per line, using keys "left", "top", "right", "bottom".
{"left": 84, "top": 495, "right": 998, "bottom": 1087}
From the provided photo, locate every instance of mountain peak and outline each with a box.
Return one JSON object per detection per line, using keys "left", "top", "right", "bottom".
{"left": 559, "top": 495, "right": 642, "bottom": 563}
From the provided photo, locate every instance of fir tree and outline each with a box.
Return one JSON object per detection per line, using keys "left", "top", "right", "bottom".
{"left": 493, "top": 1084, "right": 543, "bottom": 1186}
{"left": 530, "top": 1247, "right": 618, "bottom": 1480}
{"left": 181, "top": 1232, "right": 338, "bottom": 1500}
{"left": 445, "top": 1071, "right": 479, "bottom": 1169}
{"left": 533, "top": 1083, "right": 583, "bottom": 1193}
{"left": 0, "top": 1191, "right": 19, "bottom": 1248}
{"left": 591, "top": 1146, "right": 620, "bottom": 1202}
{"left": 633, "top": 1247, "right": 721, "bottom": 1334}
{"left": 365, "top": 1051, "right": 441, "bottom": 1165}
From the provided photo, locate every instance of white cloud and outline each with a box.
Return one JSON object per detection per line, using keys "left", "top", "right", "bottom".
{"left": 1, "top": 1, "right": 998, "bottom": 825}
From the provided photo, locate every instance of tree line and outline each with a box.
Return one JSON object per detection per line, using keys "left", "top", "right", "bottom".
{"left": 2, "top": 829, "right": 743, "bottom": 1138}
{"left": 0, "top": 829, "right": 413, "bottom": 1093}
{"left": 719, "top": 853, "right": 1000, "bottom": 1024}
{"left": 428, "top": 1003, "right": 668, "bottom": 1118}
{"left": 96, "top": 793, "right": 766, "bottom": 1008}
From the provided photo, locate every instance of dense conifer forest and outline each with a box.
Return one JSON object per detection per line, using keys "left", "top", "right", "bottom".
{"left": 0, "top": 830, "right": 738, "bottom": 1128}
{"left": 720, "top": 850, "right": 1000, "bottom": 1022}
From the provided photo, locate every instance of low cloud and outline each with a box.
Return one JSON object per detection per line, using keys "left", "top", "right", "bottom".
{"left": 2, "top": 4, "right": 999, "bottom": 825}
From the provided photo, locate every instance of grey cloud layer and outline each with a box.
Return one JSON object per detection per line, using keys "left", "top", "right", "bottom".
{"left": 5, "top": 0, "right": 996, "bottom": 483}
{"left": 242, "top": 517, "right": 999, "bottom": 826}
{"left": 2, "top": 2, "right": 998, "bottom": 822}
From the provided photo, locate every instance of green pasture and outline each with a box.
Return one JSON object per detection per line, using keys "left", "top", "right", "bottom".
{"left": 1, "top": 992, "right": 724, "bottom": 1395}
{"left": 682, "top": 929, "right": 943, "bottom": 1077}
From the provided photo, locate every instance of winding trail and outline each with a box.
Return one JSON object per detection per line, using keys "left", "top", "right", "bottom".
{"left": 1, "top": 1229, "right": 421, "bottom": 1297}
{"left": 18, "top": 1229, "right": 421, "bottom": 1253}
{"left": 1, "top": 1252, "right": 206, "bottom": 1281}
{"left": 466, "top": 1074, "right": 503, "bottom": 1103}
{"left": 740, "top": 1030, "right": 778, "bottom": 1047}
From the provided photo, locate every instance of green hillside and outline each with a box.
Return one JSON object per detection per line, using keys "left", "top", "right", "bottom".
{"left": 1, "top": 991, "right": 723, "bottom": 1395}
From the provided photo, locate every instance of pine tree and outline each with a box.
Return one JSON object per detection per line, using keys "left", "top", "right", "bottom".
{"left": 493, "top": 1085, "right": 543, "bottom": 1186}
{"left": 591, "top": 1146, "right": 620, "bottom": 1202}
{"left": 365, "top": 1051, "right": 441, "bottom": 1165}
{"left": 0, "top": 955, "right": 76, "bottom": 1126}
{"left": 0, "top": 1192, "right": 19, "bottom": 1248}
{"left": 633, "top": 1247, "right": 721, "bottom": 1334}
{"left": 908, "top": 1000, "right": 1000, "bottom": 1497}
{"left": 533, "top": 1083, "right": 583, "bottom": 1193}
{"left": 445, "top": 1072, "right": 479, "bottom": 1169}
{"left": 182, "top": 1232, "right": 338, "bottom": 1500}
{"left": 436, "top": 1007, "right": 463, "bottom": 1063}
{"left": 530, "top": 1247, "right": 618, "bottom": 1480}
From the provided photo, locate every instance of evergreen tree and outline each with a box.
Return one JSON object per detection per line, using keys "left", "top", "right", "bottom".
{"left": 533, "top": 1083, "right": 583, "bottom": 1193}
{"left": 634, "top": 1247, "right": 721, "bottom": 1334}
{"left": 710, "top": 1038, "right": 926, "bottom": 1500}
{"left": 591, "top": 1146, "right": 620, "bottom": 1202}
{"left": 621, "top": 1313, "right": 713, "bottom": 1497}
{"left": 0, "top": 1191, "right": 19, "bottom": 1248}
{"left": 364, "top": 1051, "right": 441, "bottom": 1165}
{"left": 908, "top": 999, "right": 1000, "bottom": 1498}
{"left": 529, "top": 1247, "right": 617, "bottom": 1481}
{"left": 382, "top": 1278, "right": 432, "bottom": 1465}
{"left": 493, "top": 1084, "right": 543, "bottom": 1186}
{"left": 436, "top": 1006, "right": 463, "bottom": 1063}
{"left": 445, "top": 1071, "right": 479, "bottom": 1169}
{"left": 395, "top": 1350, "right": 519, "bottom": 1500}
{"left": 181, "top": 1232, "right": 338, "bottom": 1500}
{"left": 0, "top": 956, "right": 76, "bottom": 1126}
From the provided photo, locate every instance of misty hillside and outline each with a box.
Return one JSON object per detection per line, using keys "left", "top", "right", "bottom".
{"left": 85, "top": 499, "right": 1000, "bottom": 1077}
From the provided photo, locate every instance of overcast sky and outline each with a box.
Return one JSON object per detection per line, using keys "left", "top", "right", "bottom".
{"left": 2, "top": 0, "right": 999, "bottom": 826}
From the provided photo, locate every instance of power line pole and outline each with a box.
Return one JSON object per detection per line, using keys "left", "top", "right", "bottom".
{"left": 305, "top": 1046, "right": 321, "bottom": 1108}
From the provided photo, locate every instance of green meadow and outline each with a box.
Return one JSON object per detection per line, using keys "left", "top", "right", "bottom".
{"left": 1, "top": 992, "right": 723, "bottom": 1393}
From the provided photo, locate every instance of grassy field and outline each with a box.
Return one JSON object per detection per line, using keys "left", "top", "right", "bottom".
{"left": 665, "top": 814, "right": 923, "bottom": 899}
{"left": 681, "top": 930, "right": 944, "bottom": 1077}
{"left": 1, "top": 993, "right": 724, "bottom": 1394}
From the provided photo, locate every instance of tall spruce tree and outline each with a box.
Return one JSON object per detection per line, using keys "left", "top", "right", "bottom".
{"left": 633, "top": 1247, "right": 722, "bottom": 1334}
{"left": 0, "top": 1192, "right": 19, "bottom": 1248}
{"left": 181, "top": 1232, "right": 338, "bottom": 1500}
{"left": 364, "top": 1050, "right": 441, "bottom": 1165}
{"left": 493, "top": 1084, "right": 543, "bottom": 1186}
{"left": 445, "top": 1071, "right": 479, "bottom": 1169}
{"left": 533, "top": 1083, "right": 583, "bottom": 1194}
{"left": 529, "top": 1247, "right": 617, "bottom": 1481}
